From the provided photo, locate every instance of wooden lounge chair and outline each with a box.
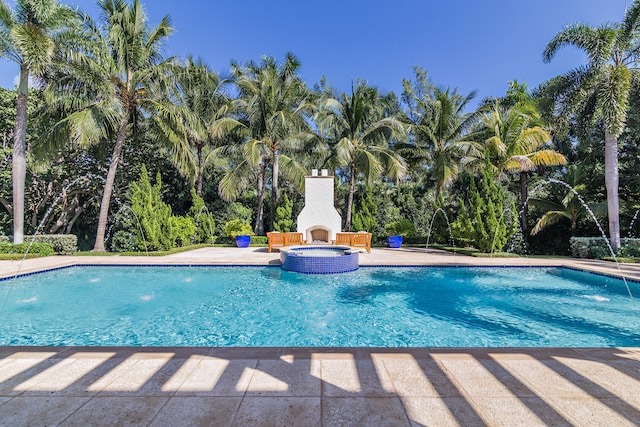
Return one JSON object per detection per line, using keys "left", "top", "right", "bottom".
{"left": 335, "top": 233, "right": 352, "bottom": 246}
{"left": 285, "top": 232, "right": 304, "bottom": 245}
{"left": 351, "top": 232, "right": 372, "bottom": 253}
{"left": 267, "top": 232, "right": 285, "bottom": 253}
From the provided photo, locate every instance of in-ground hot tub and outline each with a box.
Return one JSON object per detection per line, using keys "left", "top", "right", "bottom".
{"left": 280, "top": 246, "right": 359, "bottom": 274}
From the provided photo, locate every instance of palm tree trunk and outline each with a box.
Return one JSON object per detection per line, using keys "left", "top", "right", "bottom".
{"left": 12, "top": 65, "right": 28, "bottom": 244}
{"left": 604, "top": 132, "right": 620, "bottom": 248}
{"left": 345, "top": 163, "right": 356, "bottom": 231}
{"left": 519, "top": 171, "right": 529, "bottom": 235}
{"left": 92, "top": 115, "right": 129, "bottom": 251}
{"left": 254, "top": 162, "right": 265, "bottom": 235}
{"left": 271, "top": 148, "right": 279, "bottom": 229}
{"left": 196, "top": 144, "right": 204, "bottom": 196}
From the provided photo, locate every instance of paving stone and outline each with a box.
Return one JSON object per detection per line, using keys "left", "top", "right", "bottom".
{"left": 471, "top": 397, "right": 574, "bottom": 426}
{"left": 175, "top": 358, "right": 257, "bottom": 396}
{"left": 379, "top": 354, "right": 464, "bottom": 398}
{"left": 323, "top": 397, "right": 410, "bottom": 426}
{"left": 318, "top": 353, "right": 393, "bottom": 397}
{"left": 0, "top": 396, "right": 90, "bottom": 426}
{"left": 233, "top": 396, "right": 320, "bottom": 426}
{"left": 244, "top": 358, "right": 321, "bottom": 397}
{"left": 401, "top": 396, "right": 490, "bottom": 426}
{"left": 149, "top": 396, "right": 242, "bottom": 427}
{"left": 438, "top": 358, "right": 539, "bottom": 398}
{"left": 59, "top": 396, "right": 168, "bottom": 426}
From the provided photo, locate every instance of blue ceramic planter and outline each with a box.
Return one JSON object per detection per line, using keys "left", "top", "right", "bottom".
{"left": 387, "top": 235, "right": 403, "bottom": 248}
{"left": 235, "top": 235, "right": 251, "bottom": 248}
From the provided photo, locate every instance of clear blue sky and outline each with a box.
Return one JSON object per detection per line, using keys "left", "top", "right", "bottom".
{"left": 0, "top": 0, "right": 630, "bottom": 103}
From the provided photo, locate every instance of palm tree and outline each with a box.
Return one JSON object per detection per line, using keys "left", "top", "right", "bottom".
{"left": 466, "top": 102, "right": 567, "bottom": 234}
{"left": 0, "top": 0, "right": 77, "bottom": 243}
{"left": 229, "top": 53, "right": 313, "bottom": 234}
{"left": 45, "top": 0, "right": 182, "bottom": 251}
{"left": 171, "top": 57, "right": 242, "bottom": 196}
{"left": 402, "top": 82, "right": 479, "bottom": 201}
{"left": 530, "top": 165, "right": 606, "bottom": 236}
{"left": 542, "top": 1, "right": 640, "bottom": 247}
{"left": 318, "top": 81, "right": 406, "bottom": 231}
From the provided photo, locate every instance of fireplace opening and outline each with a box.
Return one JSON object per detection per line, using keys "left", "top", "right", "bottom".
{"left": 306, "top": 226, "right": 331, "bottom": 243}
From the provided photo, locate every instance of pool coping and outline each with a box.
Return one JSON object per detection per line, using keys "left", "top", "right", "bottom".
{"left": 4, "top": 262, "right": 640, "bottom": 286}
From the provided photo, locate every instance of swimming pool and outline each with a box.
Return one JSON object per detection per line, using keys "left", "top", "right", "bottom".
{"left": 1, "top": 266, "right": 638, "bottom": 347}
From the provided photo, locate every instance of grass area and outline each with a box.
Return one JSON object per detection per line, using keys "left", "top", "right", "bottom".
{"left": 74, "top": 243, "right": 214, "bottom": 256}
{"left": 471, "top": 252, "right": 520, "bottom": 258}
{"left": 0, "top": 253, "right": 48, "bottom": 260}
{"left": 602, "top": 256, "right": 640, "bottom": 263}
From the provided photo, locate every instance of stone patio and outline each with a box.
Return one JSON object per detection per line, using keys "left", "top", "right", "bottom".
{"left": 1, "top": 247, "right": 640, "bottom": 425}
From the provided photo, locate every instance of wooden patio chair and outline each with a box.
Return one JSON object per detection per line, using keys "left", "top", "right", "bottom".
{"left": 335, "top": 233, "right": 352, "bottom": 246}
{"left": 285, "top": 232, "right": 304, "bottom": 246}
{"left": 351, "top": 232, "right": 372, "bottom": 253}
{"left": 267, "top": 232, "right": 286, "bottom": 253}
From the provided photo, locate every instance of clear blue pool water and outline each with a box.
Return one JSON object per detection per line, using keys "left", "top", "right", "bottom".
{"left": 0, "top": 266, "right": 638, "bottom": 347}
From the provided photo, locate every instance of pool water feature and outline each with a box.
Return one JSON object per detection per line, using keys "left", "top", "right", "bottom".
{"left": 1, "top": 266, "right": 638, "bottom": 347}
{"left": 280, "top": 245, "right": 359, "bottom": 273}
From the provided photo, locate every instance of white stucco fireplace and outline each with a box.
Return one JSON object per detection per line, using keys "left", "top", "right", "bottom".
{"left": 297, "top": 170, "right": 342, "bottom": 242}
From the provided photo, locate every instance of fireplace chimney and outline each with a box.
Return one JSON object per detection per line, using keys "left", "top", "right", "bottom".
{"left": 297, "top": 171, "right": 342, "bottom": 242}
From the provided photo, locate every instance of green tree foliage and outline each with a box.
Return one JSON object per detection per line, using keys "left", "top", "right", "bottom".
{"left": 400, "top": 68, "right": 479, "bottom": 201}
{"left": 466, "top": 102, "right": 566, "bottom": 235}
{"left": 129, "top": 165, "right": 194, "bottom": 251}
{"left": 385, "top": 219, "right": 416, "bottom": 237}
{"left": 188, "top": 189, "right": 214, "bottom": 244}
{"left": 222, "top": 219, "right": 253, "bottom": 237}
{"left": 453, "top": 169, "right": 517, "bottom": 252}
{"left": 541, "top": 1, "right": 640, "bottom": 247}
{"left": 528, "top": 165, "right": 607, "bottom": 239}
{"left": 273, "top": 193, "right": 294, "bottom": 232}
{"left": 317, "top": 80, "right": 406, "bottom": 231}
{"left": 170, "top": 57, "right": 242, "bottom": 196}
{"left": 222, "top": 53, "right": 312, "bottom": 234}
{"left": 109, "top": 207, "right": 139, "bottom": 252}
{"left": 45, "top": 0, "right": 183, "bottom": 251}
{"left": 352, "top": 189, "right": 377, "bottom": 232}
{"left": 0, "top": 0, "right": 77, "bottom": 243}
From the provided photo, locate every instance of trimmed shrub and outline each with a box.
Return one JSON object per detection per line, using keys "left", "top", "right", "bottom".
{"left": 250, "top": 236, "right": 267, "bottom": 245}
{"left": 385, "top": 219, "right": 416, "bottom": 237}
{"left": 569, "top": 237, "right": 640, "bottom": 258}
{"left": 0, "top": 235, "right": 76, "bottom": 254}
{"left": 403, "top": 236, "right": 429, "bottom": 245}
{"left": 170, "top": 216, "right": 196, "bottom": 247}
{"left": 223, "top": 219, "right": 254, "bottom": 238}
{"left": 23, "top": 234, "right": 77, "bottom": 254}
{"left": 0, "top": 242, "right": 55, "bottom": 256}
{"left": 214, "top": 236, "right": 267, "bottom": 246}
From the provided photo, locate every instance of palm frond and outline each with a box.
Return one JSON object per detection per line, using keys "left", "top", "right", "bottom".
{"left": 531, "top": 211, "right": 571, "bottom": 235}
{"left": 543, "top": 23, "right": 617, "bottom": 66}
